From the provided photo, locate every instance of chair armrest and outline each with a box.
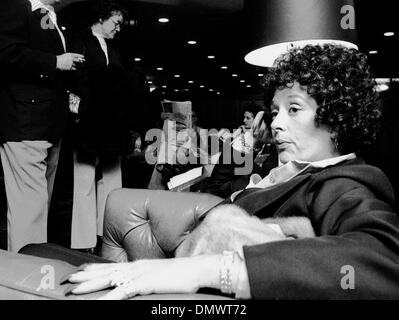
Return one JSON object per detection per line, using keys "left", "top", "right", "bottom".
{"left": 101, "top": 188, "right": 224, "bottom": 262}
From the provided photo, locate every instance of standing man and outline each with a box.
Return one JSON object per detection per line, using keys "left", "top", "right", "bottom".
{"left": 0, "top": 0, "right": 84, "bottom": 252}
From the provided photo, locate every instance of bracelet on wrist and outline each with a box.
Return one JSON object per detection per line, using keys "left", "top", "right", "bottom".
{"left": 219, "top": 250, "right": 235, "bottom": 295}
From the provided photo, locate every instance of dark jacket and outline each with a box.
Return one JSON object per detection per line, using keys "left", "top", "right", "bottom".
{"left": 0, "top": 0, "right": 69, "bottom": 143}
{"left": 70, "top": 29, "right": 132, "bottom": 156}
{"left": 202, "top": 143, "right": 278, "bottom": 198}
{"left": 230, "top": 158, "right": 399, "bottom": 299}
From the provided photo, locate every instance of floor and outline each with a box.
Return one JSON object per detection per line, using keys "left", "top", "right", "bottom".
{"left": 0, "top": 140, "right": 154, "bottom": 251}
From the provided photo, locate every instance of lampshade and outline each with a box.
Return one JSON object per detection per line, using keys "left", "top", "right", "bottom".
{"left": 244, "top": 0, "right": 358, "bottom": 67}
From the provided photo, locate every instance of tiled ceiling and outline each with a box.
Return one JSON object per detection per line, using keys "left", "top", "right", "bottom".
{"left": 58, "top": 0, "right": 399, "bottom": 98}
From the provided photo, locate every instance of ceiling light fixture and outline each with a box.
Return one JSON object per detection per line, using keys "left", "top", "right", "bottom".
{"left": 200, "top": 85, "right": 205, "bottom": 88}
{"left": 188, "top": 80, "right": 194, "bottom": 84}
{"left": 134, "top": 57, "right": 141, "bottom": 62}
{"left": 368, "top": 50, "right": 378, "bottom": 55}
{"left": 244, "top": 0, "right": 358, "bottom": 67}
{"left": 232, "top": 74, "right": 238, "bottom": 77}
{"left": 384, "top": 32, "right": 395, "bottom": 37}
{"left": 240, "top": 80, "right": 245, "bottom": 83}
{"left": 157, "top": 67, "right": 163, "bottom": 71}
{"left": 174, "top": 74, "right": 181, "bottom": 78}
{"left": 188, "top": 40, "right": 197, "bottom": 45}
{"left": 375, "top": 78, "right": 390, "bottom": 92}
{"left": 221, "top": 66, "right": 228, "bottom": 70}
{"left": 258, "top": 73, "right": 264, "bottom": 77}
{"left": 376, "top": 84, "right": 389, "bottom": 92}
{"left": 125, "top": 19, "right": 138, "bottom": 27}
{"left": 158, "top": 18, "right": 169, "bottom": 23}
{"left": 207, "top": 55, "right": 215, "bottom": 59}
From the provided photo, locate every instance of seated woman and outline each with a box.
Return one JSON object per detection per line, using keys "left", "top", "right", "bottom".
{"left": 65, "top": 44, "right": 399, "bottom": 299}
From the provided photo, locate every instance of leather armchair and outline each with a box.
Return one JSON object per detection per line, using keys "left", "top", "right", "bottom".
{"left": 101, "top": 188, "right": 224, "bottom": 262}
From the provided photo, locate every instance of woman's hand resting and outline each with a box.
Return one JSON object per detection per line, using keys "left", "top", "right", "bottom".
{"left": 66, "top": 255, "right": 220, "bottom": 300}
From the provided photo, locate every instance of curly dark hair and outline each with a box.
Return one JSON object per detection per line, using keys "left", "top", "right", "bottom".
{"left": 261, "top": 44, "right": 381, "bottom": 156}
{"left": 91, "top": 0, "right": 128, "bottom": 25}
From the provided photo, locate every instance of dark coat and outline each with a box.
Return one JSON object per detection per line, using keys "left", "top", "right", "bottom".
{"left": 202, "top": 143, "right": 278, "bottom": 198}
{"left": 0, "top": 0, "right": 69, "bottom": 143}
{"left": 230, "top": 158, "right": 399, "bottom": 299}
{"left": 70, "top": 29, "right": 132, "bottom": 157}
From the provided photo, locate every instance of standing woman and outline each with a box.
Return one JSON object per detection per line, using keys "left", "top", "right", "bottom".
{"left": 70, "top": 0, "right": 129, "bottom": 250}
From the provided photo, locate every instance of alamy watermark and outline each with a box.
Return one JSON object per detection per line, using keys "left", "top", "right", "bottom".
{"left": 340, "top": 265, "right": 355, "bottom": 290}
{"left": 144, "top": 123, "right": 254, "bottom": 175}
{"left": 40, "top": 8, "right": 56, "bottom": 30}
{"left": 340, "top": 5, "right": 355, "bottom": 30}
{"left": 36, "top": 264, "right": 55, "bottom": 291}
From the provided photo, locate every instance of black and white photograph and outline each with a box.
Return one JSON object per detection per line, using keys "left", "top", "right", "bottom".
{"left": 0, "top": 0, "right": 398, "bottom": 309}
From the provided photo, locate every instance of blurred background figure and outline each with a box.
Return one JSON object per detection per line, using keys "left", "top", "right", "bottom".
{"left": 201, "top": 104, "right": 278, "bottom": 198}
{"left": 230, "top": 103, "right": 258, "bottom": 154}
{"left": 147, "top": 108, "right": 205, "bottom": 190}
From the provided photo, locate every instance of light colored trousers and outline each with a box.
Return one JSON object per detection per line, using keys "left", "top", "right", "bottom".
{"left": 71, "top": 151, "right": 121, "bottom": 249}
{"left": 0, "top": 140, "right": 61, "bottom": 252}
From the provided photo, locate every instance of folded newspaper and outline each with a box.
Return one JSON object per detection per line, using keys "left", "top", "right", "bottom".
{"left": 167, "top": 166, "right": 203, "bottom": 191}
{"left": 166, "top": 152, "right": 221, "bottom": 191}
